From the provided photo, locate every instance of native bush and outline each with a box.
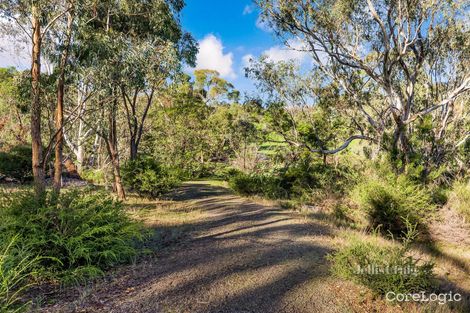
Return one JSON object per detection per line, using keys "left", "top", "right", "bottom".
{"left": 350, "top": 164, "right": 435, "bottom": 237}
{"left": 80, "top": 168, "right": 107, "bottom": 185}
{"left": 0, "top": 189, "right": 144, "bottom": 284}
{"left": 328, "top": 225, "right": 435, "bottom": 296}
{"left": 448, "top": 180, "right": 470, "bottom": 221}
{"left": 0, "top": 145, "right": 32, "bottom": 183}
{"left": 122, "top": 157, "right": 180, "bottom": 198}
{"left": 228, "top": 171, "right": 288, "bottom": 199}
{"left": 279, "top": 158, "right": 356, "bottom": 200}
{"left": 229, "top": 155, "right": 356, "bottom": 201}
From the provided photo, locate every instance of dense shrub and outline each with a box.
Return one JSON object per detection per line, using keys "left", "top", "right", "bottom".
{"left": 228, "top": 172, "right": 288, "bottom": 199}
{"left": 351, "top": 166, "right": 434, "bottom": 237}
{"left": 0, "top": 189, "right": 143, "bottom": 284}
{"left": 448, "top": 180, "right": 470, "bottom": 221}
{"left": 122, "top": 157, "right": 179, "bottom": 198}
{"left": 212, "top": 164, "right": 239, "bottom": 180}
{"left": 0, "top": 145, "right": 32, "bottom": 182}
{"left": 279, "top": 159, "right": 356, "bottom": 200}
{"left": 229, "top": 156, "right": 356, "bottom": 201}
{"left": 328, "top": 229, "right": 435, "bottom": 296}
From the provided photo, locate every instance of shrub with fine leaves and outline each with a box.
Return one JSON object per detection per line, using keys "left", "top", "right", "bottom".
{"left": 0, "top": 189, "right": 144, "bottom": 284}
{"left": 122, "top": 157, "right": 179, "bottom": 198}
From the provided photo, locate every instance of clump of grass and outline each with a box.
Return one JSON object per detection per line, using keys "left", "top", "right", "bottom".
{"left": 448, "top": 180, "right": 470, "bottom": 221}
{"left": 328, "top": 223, "right": 436, "bottom": 296}
{"left": 1, "top": 236, "right": 42, "bottom": 313}
{"left": 350, "top": 167, "right": 435, "bottom": 237}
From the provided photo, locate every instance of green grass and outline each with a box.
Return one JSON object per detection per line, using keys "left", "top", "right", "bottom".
{"left": 448, "top": 180, "right": 470, "bottom": 221}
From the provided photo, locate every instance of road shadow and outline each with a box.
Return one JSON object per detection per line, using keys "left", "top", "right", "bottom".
{"left": 38, "top": 182, "right": 338, "bottom": 313}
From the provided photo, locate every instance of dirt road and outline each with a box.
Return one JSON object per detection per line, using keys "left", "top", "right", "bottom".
{"left": 39, "top": 181, "right": 398, "bottom": 313}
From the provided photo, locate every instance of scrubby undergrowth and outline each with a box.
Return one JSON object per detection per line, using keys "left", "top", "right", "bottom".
{"left": 0, "top": 188, "right": 145, "bottom": 311}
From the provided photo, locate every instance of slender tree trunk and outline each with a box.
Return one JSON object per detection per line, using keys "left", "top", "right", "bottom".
{"left": 31, "top": 6, "right": 45, "bottom": 197}
{"left": 130, "top": 140, "right": 138, "bottom": 160}
{"left": 53, "top": 71, "right": 65, "bottom": 193}
{"left": 106, "top": 97, "right": 125, "bottom": 200}
{"left": 107, "top": 143, "right": 125, "bottom": 200}
{"left": 53, "top": 8, "right": 74, "bottom": 195}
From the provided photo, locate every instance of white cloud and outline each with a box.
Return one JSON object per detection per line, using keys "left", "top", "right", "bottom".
{"left": 243, "top": 4, "right": 255, "bottom": 15}
{"left": 195, "top": 34, "right": 236, "bottom": 79}
{"left": 242, "top": 54, "right": 255, "bottom": 67}
{"left": 240, "top": 53, "right": 255, "bottom": 75}
{"left": 0, "top": 36, "right": 30, "bottom": 69}
{"left": 262, "top": 39, "right": 309, "bottom": 63}
{"left": 255, "top": 15, "right": 272, "bottom": 32}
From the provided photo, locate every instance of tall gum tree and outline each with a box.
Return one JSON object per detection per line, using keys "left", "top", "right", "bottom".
{"left": 72, "top": 0, "right": 197, "bottom": 199}
{"left": 255, "top": 0, "right": 470, "bottom": 171}
{"left": 1, "top": 0, "right": 73, "bottom": 197}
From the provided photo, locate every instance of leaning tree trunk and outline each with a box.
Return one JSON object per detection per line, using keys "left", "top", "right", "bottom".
{"left": 391, "top": 120, "right": 412, "bottom": 172}
{"left": 31, "top": 6, "right": 45, "bottom": 197}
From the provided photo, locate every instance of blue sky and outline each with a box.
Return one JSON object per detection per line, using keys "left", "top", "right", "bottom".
{"left": 0, "top": 1, "right": 307, "bottom": 94}
{"left": 181, "top": 1, "right": 309, "bottom": 95}
{"left": 181, "top": 0, "right": 278, "bottom": 94}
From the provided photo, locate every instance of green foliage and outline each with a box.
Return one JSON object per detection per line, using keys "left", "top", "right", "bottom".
{"left": 229, "top": 155, "right": 356, "bottom": 202}
{"left": 194, "top": 69, "right": 239, "bottom": 104}
{"left": 80, "top": 168, "right": 107, "bottom": 185}
{"left": 0, "top": 189, "right": 143, "bottom": 284}
{"left": 448, "top": 180, "right": 470, "bottom": 221}
{"left": 328, "top": 228, "right": 435, "bottom": 296}
{"left": 0, "top": 145, "right": 32, "bottom": 183}
{"left": 278, "top": 156, "right": 355, "bottom": 200}
{"left": 228, "top": 171, "right": 288, "bottom": 199}
{"left": 351, "top": 164, "right": 435, "bottom": 237}
{"left": 0, "top": 236, "right": 42, "bottom": 313}
{"left": 122, "top": 157, "right": 179, "bottom": 198}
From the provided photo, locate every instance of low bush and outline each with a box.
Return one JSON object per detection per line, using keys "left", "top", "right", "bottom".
{"left": 80, "top": 168, "right": 107, "bottom": 185}
{"left": 328, "top": 226, "right": 435, "bottom": 296}
{"left": 122, "top": 157, "right": 180, "bottom": 198}
{"left": 0, "top": 188, "right": 144, "bottom": 284}
{"left": 448, "top": 180, "right": 470, "bottom": 221}
{"left": 228, "top": 172, "right": 288, "bottom": 199}
{"left": 279, "top": 159, "right": 356, "bottom": 199}
{"left": 229, "top": 156, "right": 356, "bottom": 201}
{"left": 0, "top": 145, "right": 32, "bottom": 183}
{"left": 351, "top": 165, "right": 434, "bottom": 237}
{"left": 212, "top": 164, "right": 239, "bottom": 180}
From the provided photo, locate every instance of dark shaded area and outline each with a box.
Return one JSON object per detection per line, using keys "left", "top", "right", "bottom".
{"left": 37, "top": 182, "right": 338, "bottom": 313}
{"left": 164, "top": 181, "right": 232, "bottom": 201}
{"left": 36, "top": 182, "right": 470, "bottom": 313}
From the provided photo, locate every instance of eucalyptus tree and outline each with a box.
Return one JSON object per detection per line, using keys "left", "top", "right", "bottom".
{"left": 119, "top": 40, "right": 184, "bottom": 160}
{"left": 256, "top": 0, "right": 470, "bottom": 171}
{"left": 73, "top": 0, "right": 197, "bottom": 199}
{"left": 49, "top": 1, "right": 76, "bottom": 194}
{"left": 247, "top": 57, "right": 352, "bottom": 164}
{"left": 1, "top": 0, "right": 75, "bottom": 196}
{"left": 194, "top": 69, "right": 240, "bottom": 105}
